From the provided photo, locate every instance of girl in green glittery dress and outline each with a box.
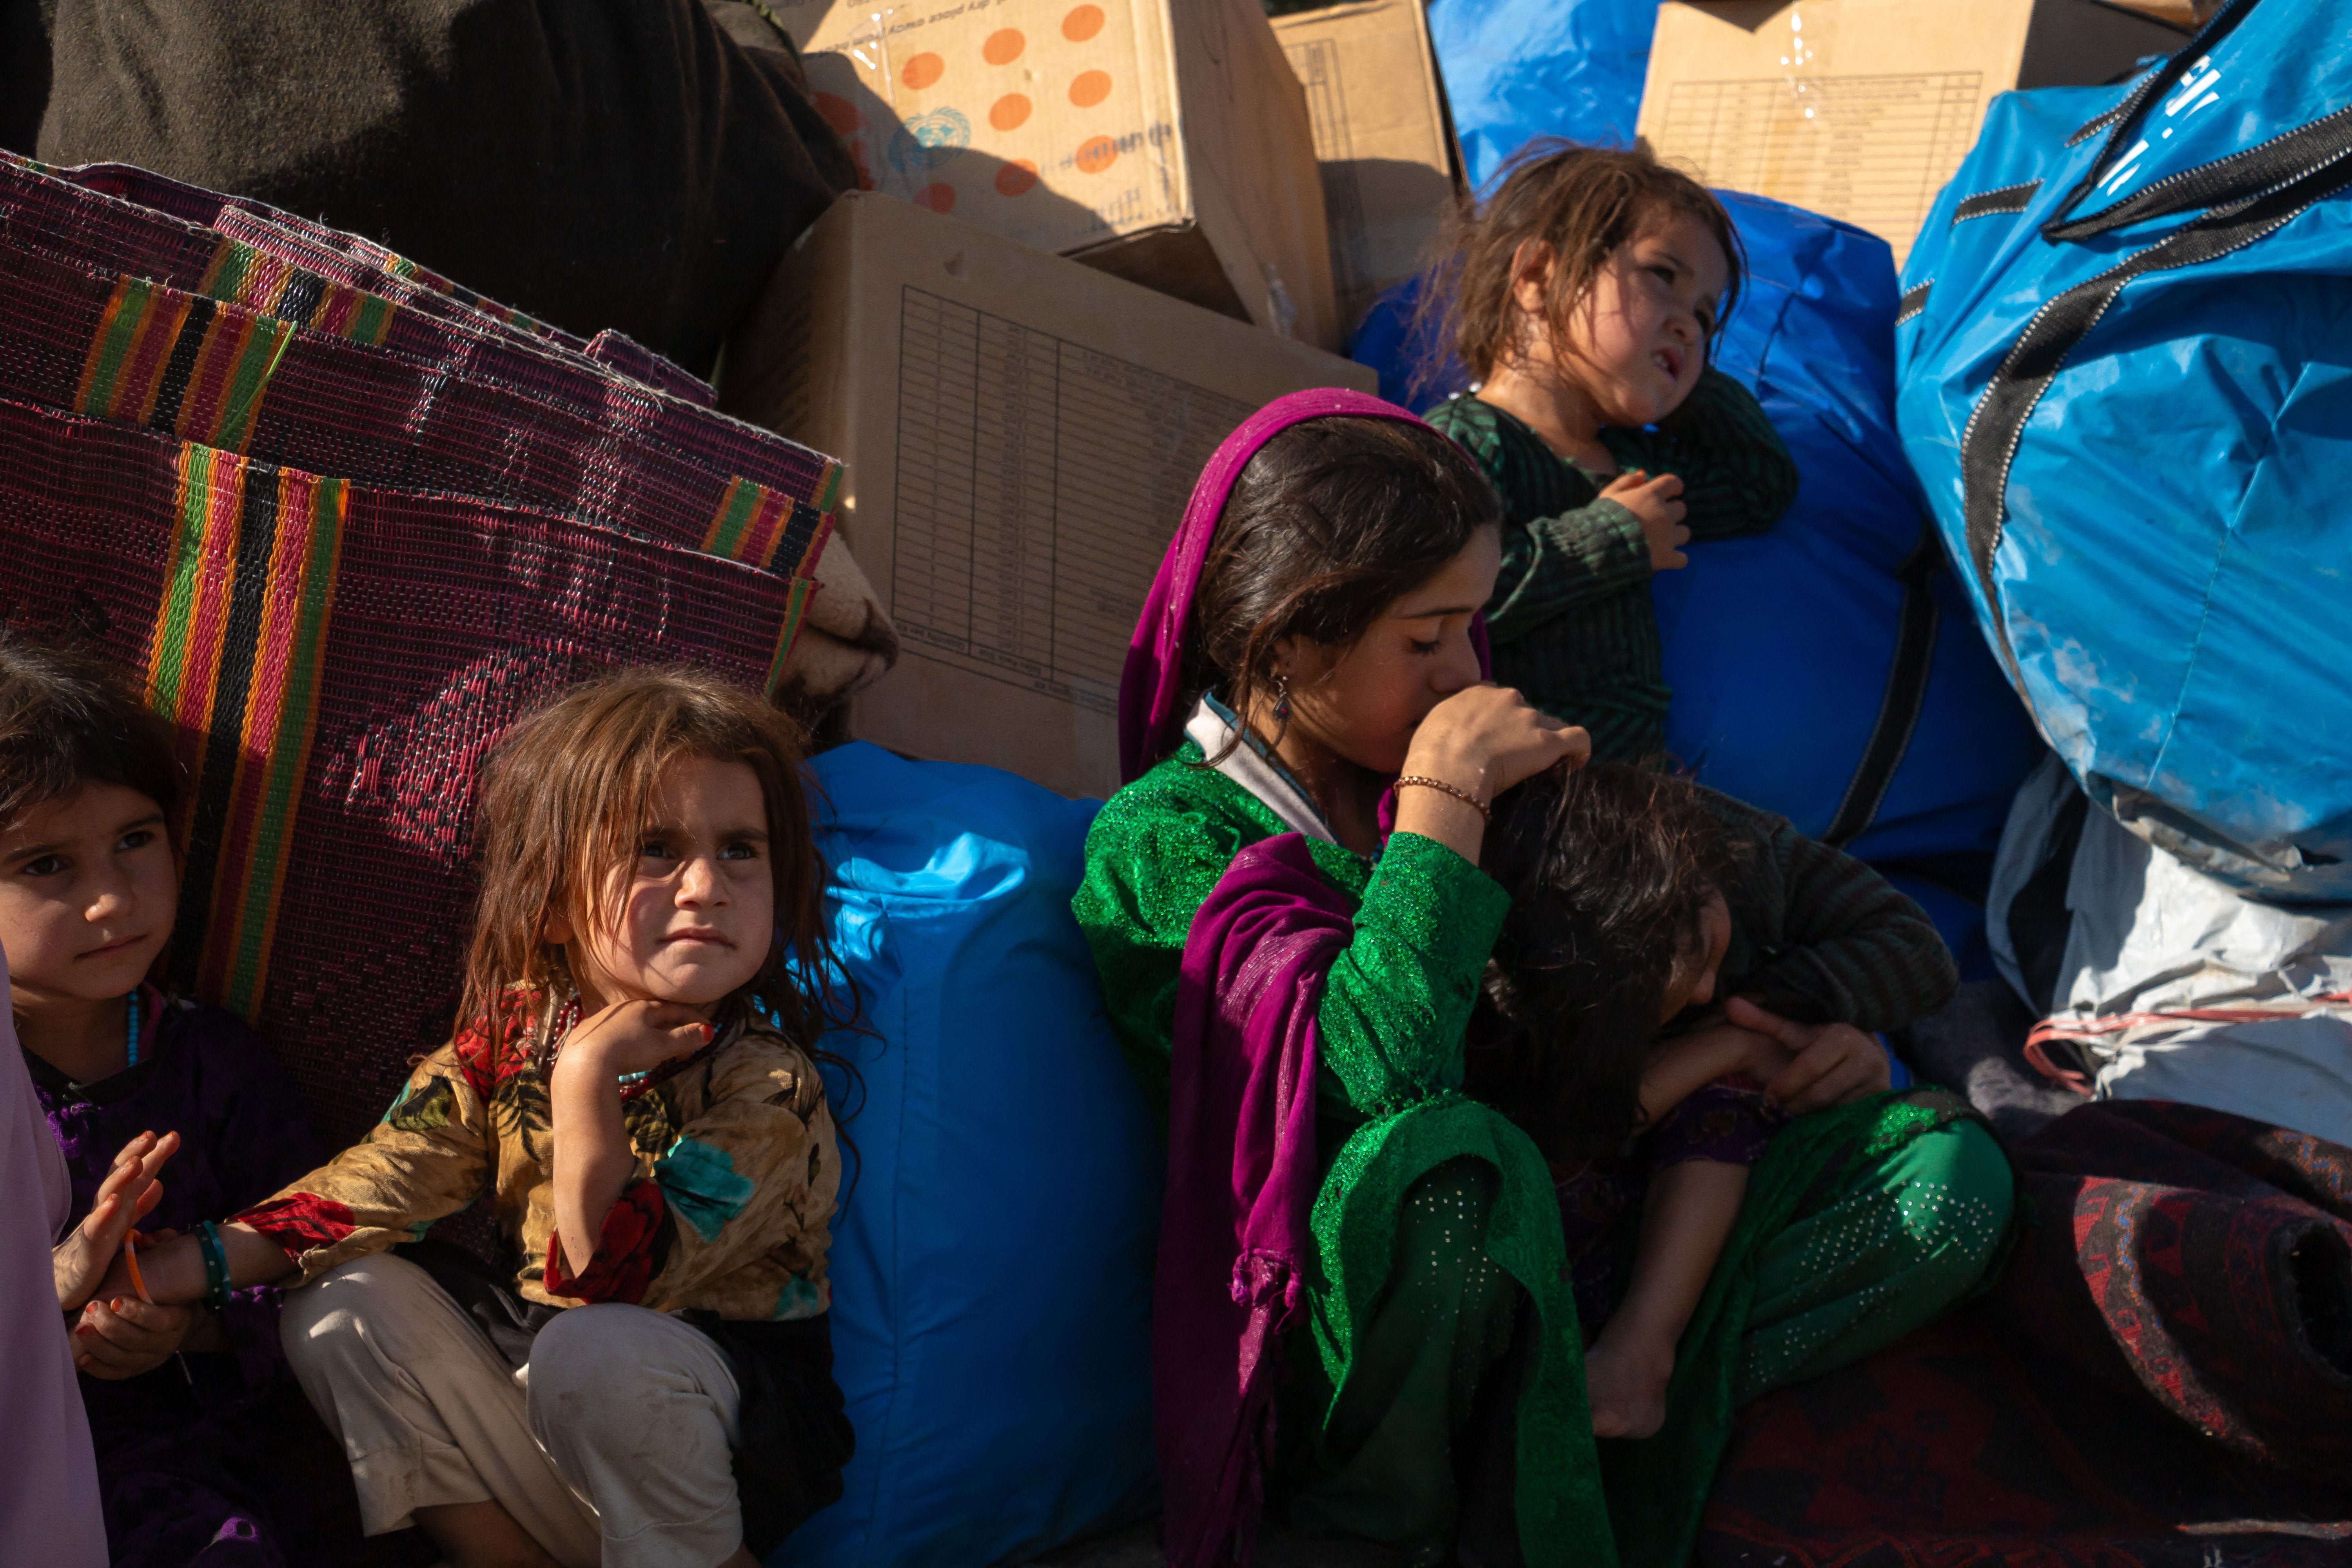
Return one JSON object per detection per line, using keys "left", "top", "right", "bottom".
{"left": 1079, "top": 392, "right": 2009, "bottom": 1568}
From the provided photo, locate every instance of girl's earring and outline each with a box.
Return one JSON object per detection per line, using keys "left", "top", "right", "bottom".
{"left": 1272, "top": 675, "right": 1292, "bottom": 726}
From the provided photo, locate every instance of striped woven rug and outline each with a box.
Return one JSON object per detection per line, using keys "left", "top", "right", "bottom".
{"left": 0, "top": 158, "right": 837, "bottom": 1143}
{"left": 0, "top": 151, "right": 840, "bottom": 552}
{"left": 0, "top": 237, "right": 833, "bottom": 572}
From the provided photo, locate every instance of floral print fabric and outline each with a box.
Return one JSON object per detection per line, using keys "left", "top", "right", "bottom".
{"left": 235, "top": 997, "right": 838, "bottom": 1320}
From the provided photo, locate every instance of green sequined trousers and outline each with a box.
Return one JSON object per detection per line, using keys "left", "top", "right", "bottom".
{"left": 1281, "top": 1158, "right": 1520, "bottom": 1557}
{"left": 1272, "top": 1095, "right": 2009, "bottom": 1567}
{"left": 1074, "top": 751, "right": 2013, "bottom": 1567}
{"left": 1737, "top": 1111, "right": 2013, "bottom": 1400}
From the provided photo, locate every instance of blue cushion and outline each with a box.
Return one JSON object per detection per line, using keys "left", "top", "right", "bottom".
{"left": 778, "top": 744, "right": 1159, "bottom": 1566}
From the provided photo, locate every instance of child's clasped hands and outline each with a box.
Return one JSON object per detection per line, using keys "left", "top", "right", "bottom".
{"left": 52, "top": 1126, "right": 203, "bottom": 1379}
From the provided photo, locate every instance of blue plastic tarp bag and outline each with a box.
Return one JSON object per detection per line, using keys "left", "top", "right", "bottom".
{"left": 1344, "top": 272, "right": 1457, "bottom": 406}
{"left": 780, "top": 743, "right": 1158, "bottom": 1567}
{"left": 1652, "top": 191, "right": 2040, "bottom": 936}
{"left": 1426, "top": 0, "right": 1658, "bottom": 188}
{"left": 1352, "top": 190, "right": 2041, "bottom": 970}
{"left": 1896, "top": 0, "right": 2352, "bottom": 900}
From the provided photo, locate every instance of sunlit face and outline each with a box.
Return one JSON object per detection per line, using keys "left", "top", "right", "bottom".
{"left": 1275, "top": 526, "right": 1503, "bottom": 777}
{"left": 1541, "top": 211, "right": 1728, "bottom": 429}
{"left": 550, "top": 756, "right": 776, "bottom": 1011}
{"left": 1657, "top": 889, "right": 1731, "bottom": 1027}
{"left": 0, "top": 784, "right": 178, "bottom": 1009}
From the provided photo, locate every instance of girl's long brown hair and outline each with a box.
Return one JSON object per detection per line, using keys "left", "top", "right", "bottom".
{"left": 456, "top": 666, "right": 849, "bottom": 1052}
{"left": 1414, "top": 140, "right": 1744, "bottom": 396}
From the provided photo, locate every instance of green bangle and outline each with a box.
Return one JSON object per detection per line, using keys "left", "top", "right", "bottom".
{"left": 194, "top": 1220, "right": 233, "bottom": 1313}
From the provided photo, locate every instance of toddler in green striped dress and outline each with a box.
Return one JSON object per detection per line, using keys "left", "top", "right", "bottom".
{"left": 1422, "top": 142, "right": 1800, "bottom": 764}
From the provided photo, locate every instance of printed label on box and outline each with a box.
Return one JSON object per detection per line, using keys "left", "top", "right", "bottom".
{"left": 887, "top": 284, "right": 1250, "bottom": 715}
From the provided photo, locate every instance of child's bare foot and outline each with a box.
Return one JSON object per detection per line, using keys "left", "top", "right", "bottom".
{"left": 1585, "top": 1334, "right": 1676, "bottom": 1439}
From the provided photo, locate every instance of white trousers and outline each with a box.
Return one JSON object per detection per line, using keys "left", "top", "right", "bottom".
{"left": 280, "top": 1253, "right": 744, "bottom": 1568}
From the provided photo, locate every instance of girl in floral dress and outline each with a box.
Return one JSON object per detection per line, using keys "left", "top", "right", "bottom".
{"left": 106, "top": 667, "right": 855, "bottom": 1568}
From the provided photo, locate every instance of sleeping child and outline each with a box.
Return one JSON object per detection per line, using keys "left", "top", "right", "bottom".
{"left": 1472, "top": 762, "right": 1985, "bottom": 1439}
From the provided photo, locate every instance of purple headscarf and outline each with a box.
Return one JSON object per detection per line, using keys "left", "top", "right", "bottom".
{"left": 1118, "top": 387, "right": 1485, "bottom": 783}
{"left": 1132, "top": 388, "right": 1486, "bottom": 1566}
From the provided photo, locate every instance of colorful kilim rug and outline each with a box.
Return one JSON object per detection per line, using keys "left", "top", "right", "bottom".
{"left": 0, "top": 392, "right": 815, "bottom": 1142}
{"left": 65, "top": 159, "right": 720, "bottom": 407}
{"left": 3, "top": 147, "right": 715, "bottom": 407}
{"left": 0, "top": 153, "right": 838, "bottom": 544}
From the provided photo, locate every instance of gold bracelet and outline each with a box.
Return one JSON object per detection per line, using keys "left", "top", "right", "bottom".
{"left": 1394, "top": 774, "right": 1490, "bottom": 821}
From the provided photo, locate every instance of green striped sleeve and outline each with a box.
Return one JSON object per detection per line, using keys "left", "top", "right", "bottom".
{"left": 1484, "top": 497, "right": 1653, "bottom": 641}
{"left": 1606, "top": 368, "right": 1798, "bottom": 543}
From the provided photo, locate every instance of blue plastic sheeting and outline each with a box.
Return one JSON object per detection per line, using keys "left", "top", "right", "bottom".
{"left": 1882, "top": 872, "right": 1999, "bottom": 988}
{"left": 1344, "top": 273, "right": 1459, "bottom": 408}
{"left": 1352, "top": 193, "right": 2041, "bottom": 965}
{"left": 1897, "top": 0, "right": 2352, "bottom": 900}
{"left": 1343, "top": 274, "right": 1439, "bottom": 406}
{"left": 780, "top": 743, "right": 1158, "bottom": 1568}
{"left": 1426, "top": 0, "right": 1657, "bottom": 189}
{"left": 1656, "top": 193, "right": 2040, "bottom": 883}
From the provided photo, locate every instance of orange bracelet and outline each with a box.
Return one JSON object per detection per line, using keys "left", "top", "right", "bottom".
{"left": 1394, "top": 774, "right": 1491, "bottom": 821}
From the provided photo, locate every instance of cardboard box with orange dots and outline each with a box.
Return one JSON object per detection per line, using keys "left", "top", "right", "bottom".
{"left": 769, "top": 0, "right": 1343, "bottom": 350}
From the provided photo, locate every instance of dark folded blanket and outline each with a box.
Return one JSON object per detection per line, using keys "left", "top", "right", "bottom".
{"left": 2, "top": 0, "right": 855, "bottom": 375}
{"left": 1998, "top": 1100, "right": 2352, "bottom": 1481}
{"left": 1699, "top": 1102, "right": 2352, "bottom": 1567}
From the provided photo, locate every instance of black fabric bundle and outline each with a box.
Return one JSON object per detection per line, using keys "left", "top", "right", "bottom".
{"left": 0, "top": 0, "right": 855, "bottom": 376}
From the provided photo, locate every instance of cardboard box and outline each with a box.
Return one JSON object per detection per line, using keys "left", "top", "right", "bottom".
{"left": 1635, "top": 0, "right": 2192, "bottom": 265}
{"left": 770, "top": 0, "right": 1343, "bottom": 350}
{"left": 720, "top": 192, "right": 1376, "bottom": 799}
{"left": 1271, "top": 0, "right": 1461, "bottom": 332}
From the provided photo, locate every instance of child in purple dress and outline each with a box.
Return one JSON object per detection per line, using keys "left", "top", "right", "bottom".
{"left": 4, "top": 639, "right": 327, "bottom": 1567}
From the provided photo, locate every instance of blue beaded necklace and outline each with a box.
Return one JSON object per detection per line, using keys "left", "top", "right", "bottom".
{"left": 124, "top": 989, "right": 143, "bottom": 1069}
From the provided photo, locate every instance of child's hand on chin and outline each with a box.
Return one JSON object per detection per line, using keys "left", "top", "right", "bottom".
{"left": 1585, "top": 1333, "right": 1675, "bottom": 1440}
{"left": 559, "top": 998, "right": 715, "bottom": 1079}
